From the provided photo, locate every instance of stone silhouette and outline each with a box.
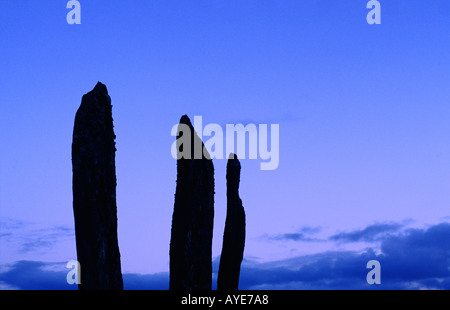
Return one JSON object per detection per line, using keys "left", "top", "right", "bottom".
{"left": 169, "top": 115, "right": 215, "bottom": 290}
{"left": 71, "top": 82, "right": 123, "bottom": 290}
{"left": 217, "top": 153, "right": 246, "bottom": 290}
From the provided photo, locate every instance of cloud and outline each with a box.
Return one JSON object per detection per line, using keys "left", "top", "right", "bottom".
{"left": 266, "top": 226, "right": 323, "bottom": 242}
{"left": 379, "top": 223, "right": 450, "bottom": 281}
{"left": 0, "top": 218, "right": 27, "bottom": 230}
{"left": 18, "top": 226, "right": 74, "bottom": 254}
{"left": 329, "top": 223, "right": 403, "bottom": 243}
{"left": 123, "top": 273, "right": 169, "bottom": 290}
{"left": 271, "top": 233, "right": 320, "bottom": 242}
{"left": 0, "top": 260, "right": 169, "bottom": 290}
{"left": 236, "top": 250, "right": 376, "bottom": 289}
{"left": 266, "top": 222, "right": 404, "bottom": 243}
{"left": 0, "top": 281, "right": 20, "bottom": 290}
{"left": 0, "top": 217, "right": 75, "bottom": 255}
{"left": 0, "top": 260, "right": 76, "bottom": 290}
{"left": 1, "top": 222, "right": 449, "bottom": 290}
{"left": 238, "top": 222, "right": 450, "bottom": 289}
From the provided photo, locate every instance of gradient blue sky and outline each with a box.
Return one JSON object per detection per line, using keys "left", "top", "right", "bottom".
{"left": 1, "top": 1, "right": 450, "bottom": 289}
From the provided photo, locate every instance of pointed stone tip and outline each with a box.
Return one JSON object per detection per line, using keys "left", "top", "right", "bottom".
{"left": 93, "top": 81, "right": 108, "bottom": 94}
{"left": 87, "top": 81, "right": 111, "bottom": 105}
{"left": 227, "top": 153, "right": 241, "bottom": 171}
{"left": 179, "top": 115, "right": 192, "bottom": 127}
{"left": 228, "top": 153, "right": 239, "bottom": 161}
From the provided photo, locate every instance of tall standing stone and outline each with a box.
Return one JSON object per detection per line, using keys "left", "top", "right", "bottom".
{"left": 71, "top": 82, "right": 123, "bottom": 290}
{"left": 170, "top": 115, "right": 215, "bottom": 290}
{"left": 217, "top": 153, "right": 246, "bottom": 290}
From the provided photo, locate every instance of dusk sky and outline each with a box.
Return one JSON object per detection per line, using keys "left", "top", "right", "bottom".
{"left": 1, "top": 1, "right": 450, "bottom": 289}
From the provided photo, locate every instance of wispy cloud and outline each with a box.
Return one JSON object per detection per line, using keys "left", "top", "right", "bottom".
{"left": 265, "top": 226, "right": 323, "bottom": 242}
{"left": 0, "top": 217, "right": 75, "bottom": 257}
{"left": 18, "top": 226, "right": 74, "bottom": 254}
{"left": 265, "top": 222, "right": 405, "bottom": 244}
{"left": 329, "top": 223, "right": 403, "bottom": 243}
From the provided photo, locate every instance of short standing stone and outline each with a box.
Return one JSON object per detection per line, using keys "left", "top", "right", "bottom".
{"left": 217, "top": 153, "right": 246, "bottom": 290}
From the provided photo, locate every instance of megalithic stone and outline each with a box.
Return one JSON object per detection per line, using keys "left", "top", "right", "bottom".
{"left": 217, "top": 153, "right": 246, "bottom": 290}
{"left": 71, "top": 82, "right": 123, "bottom": 290}
{"left": 170, "top": 115, "right": 215, "bottom": 290}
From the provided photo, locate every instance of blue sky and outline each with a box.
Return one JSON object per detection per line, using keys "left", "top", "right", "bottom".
{"left": 1, "top": 1, "right": 450, "bottom": 289}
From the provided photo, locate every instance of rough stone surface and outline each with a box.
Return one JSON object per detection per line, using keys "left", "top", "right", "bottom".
{"left": 170, "top": 115, "right": 215, "bottom": 290}
{"left": 71, "top": 82, "right": 123, "bottom": 290}
{"left": 217, "top": 153, "right": 246, "bottom": 290}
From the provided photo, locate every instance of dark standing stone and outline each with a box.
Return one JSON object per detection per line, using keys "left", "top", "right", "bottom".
{"left": 170, "top": 115, "right": 215, "bottom": 290}
{"left": 217, "top": 153, "right": 246, "bottom": 290}
{"left": 71, "top": 82, "right": 123, "bottom": 290}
